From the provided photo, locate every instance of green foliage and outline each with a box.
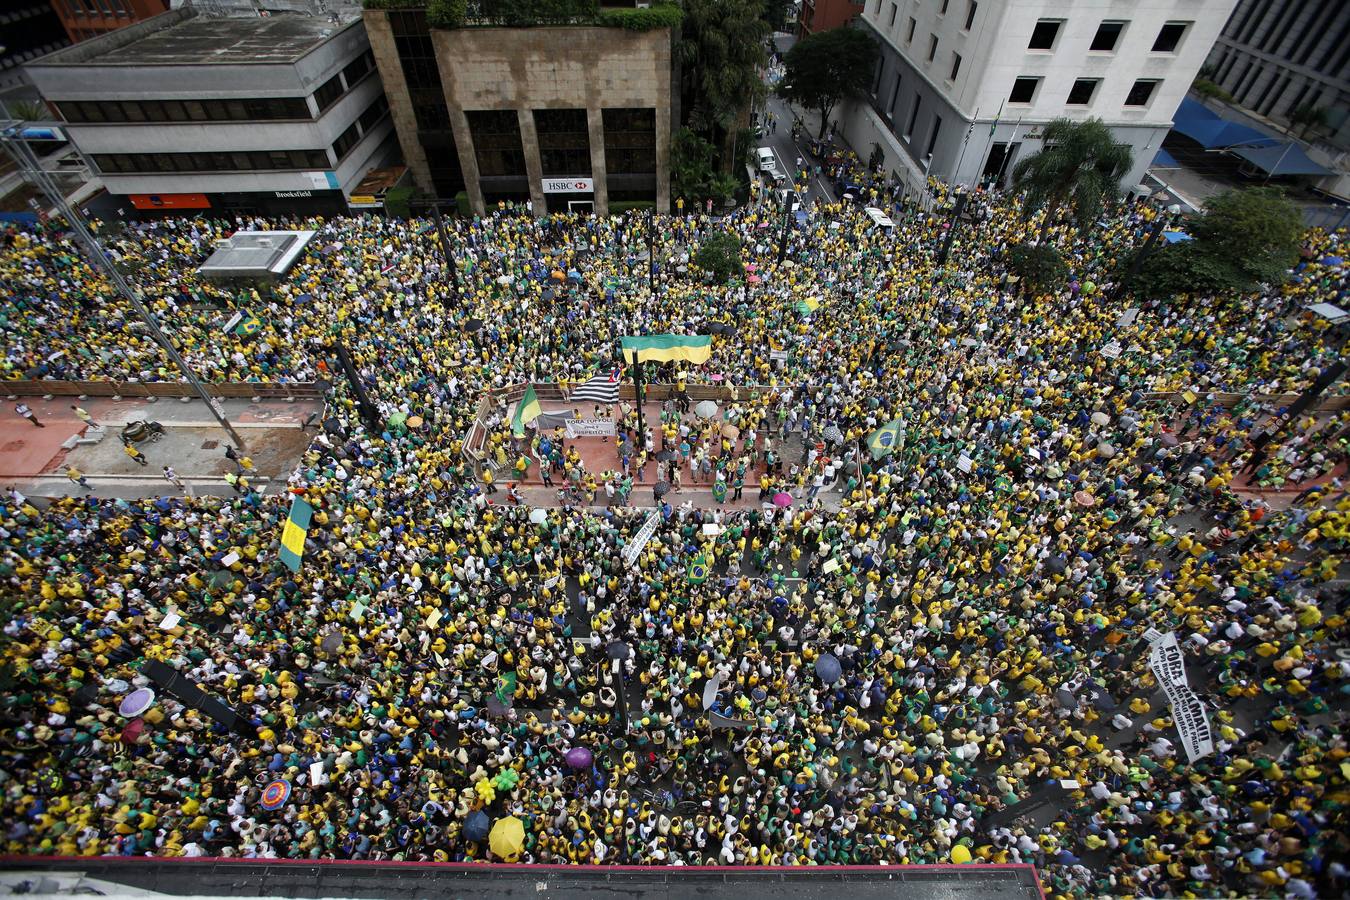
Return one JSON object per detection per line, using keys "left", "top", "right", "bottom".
{"left": 1006, "top": 243, "right": 1068, "bottom": 296}
{"left": 363, "top": 0, "right": 427, "bottom": 8}
{"left": 384, "top": 186, "right": 414, "bottom": 219}
{"left": 1011, "top": 117, "right": 1133, "bottom": 240}
{"left": 779, "top": 28, "right": 879, "bottom": 139}
{"left": 1191, "top": 78, "right": 1233, "bottom": 103}
{"left": 670, "top": 127, "right": 739, "bottom": 205}
{"left": 601, "top": 2, "right": 683, "bottom": 31}
{"left": 692, "top": 230, "right": 744, "bottom": 283}
{"left": 679, "top": 0, "right": 768, "bottom": 139}
{"left": 427, "top": 0, "right": 466, "bottom": 26}
{"left": 467, "top": 0, "right": 597, "bottom": 27}
{"left": 609, "top": 199, "right": 656, "bottom": 213}
{"left": 1289, "top": 102, "right": 1329, "bottom": 137}
{"left": 454, "top": 191, "right": 472, "bottom": 217}
{"left": 1136, "top": 187, "right": 1303, "bottom": 298}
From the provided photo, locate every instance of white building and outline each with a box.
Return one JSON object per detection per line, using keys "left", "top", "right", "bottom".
{"left": 25, "top": 5, "right": 397, "bottom": 218}
{"left": 842, "top": 0, "right": 1239, "bottom": 193}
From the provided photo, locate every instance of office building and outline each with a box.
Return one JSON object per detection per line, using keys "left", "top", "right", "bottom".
{"left": 1, "top": 4, "right": 70, "bottom": 91}
{"left": 1205, "top": 0, "right": 1350, "bottom": 152}
{"left": 50, "top": 0, "right": 169, "bottom": 45}
{"left": 798, "top": 0, "right": 865, "bottom": 39}
{"left": 364, "top": 6, "right": 675, "bottom": 216}
{"left": 844, "top": 0, "right": 1238, "bottom": 193}
{"left": 26, "top": 5, "right": 397, "bottom": 217}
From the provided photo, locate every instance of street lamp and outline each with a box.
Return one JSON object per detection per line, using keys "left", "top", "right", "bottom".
{"left": 0, "top": 120, "right": 244, "bottom": 450}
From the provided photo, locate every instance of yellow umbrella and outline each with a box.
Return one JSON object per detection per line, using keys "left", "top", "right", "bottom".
{"left": 489, "top": 816, "right": 525, "bottom": 860}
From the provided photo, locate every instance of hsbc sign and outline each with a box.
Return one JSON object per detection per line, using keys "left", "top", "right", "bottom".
{"left": 541, "top": 177, "right": 594, "bottom": 194}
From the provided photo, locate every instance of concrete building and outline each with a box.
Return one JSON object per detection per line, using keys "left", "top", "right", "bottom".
{"left": 26, "top": 5, "right": 397, "bottom": 217}
{"left": 50, "top": 0, "right": 169, "bottom": 45}
{"left": 1, "top": 4, "right": 70, "bottom": 91}
{"left": 842, "top": 0, "right": 1238, "bottom": 194}
{"left": 798, "top": 0, "right": 865, "bottom": 39}
{"left": 364, "top": 7, "right": 674, "bottom": 216}
{"left": 1205, "top": 0, "right": 1350, "bottom": 152}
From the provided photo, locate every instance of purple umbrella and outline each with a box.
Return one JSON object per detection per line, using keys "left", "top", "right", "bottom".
{"left": 565, "top": 747, "right": 594, "bottom": 770}
{"left": 119, "top": 688, "right": 155, "bottom": 718}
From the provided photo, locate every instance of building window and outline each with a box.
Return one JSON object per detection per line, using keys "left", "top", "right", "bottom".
{"left": 905, "top": 94, "right": 921, "bottom": 139}
{"left": 467, "top": 109, "right": 526, "bottom": 178}
{"left": 314, "top": 73, "right": 345, "bottom": 113}
{"left": 887, "top": 74, "right": 903, "bottom": 118}
{"left": 1091, "top": 21, "right": 1125, "bottom": 52}
{"left": 939, "top": 0, "right": 948, "bottom": 15}
{"left": 927, "top": 34, "right": 938, "bottom": 61}
{"left": 1066, "top": 78, "right": 1099, "bottom": 105}
{"left": 1152, "top": 21, "right": 1189, "bottom": 52}
{"left": 925, "top": 115, "right": 942, "bottom": 157}
{"left": 358, "top": 96, "right": 389, "bottom": 133}
{"left": 949, "top": 53, "right": 961, "bottom": 80}
{"left": 91, "top": 149, "right": 328, "bottom": 174}
{"left": 342, "top": 50, "right": 375, "bottom": 90}
{"left": 963, "top": 0, "right": 976, "bottom": 30}
{"left": 906, "top": 16, "right": 915, "bottom": 42}
{"left": 603, "top": 108, "right": 656, "bottom": 174}
{"left": 1124, "top": 79, "right": 1160, "bottom": 106}
{"left": 333, "top": 122, "right": 361, "bottom": 161}
{"left": 888, "top": 3, "right": 896, "bottom": 26}
{"left": 1028, "top": 19, "right": 1061, "bottom": 50}
{"left": 534, "top": 108, "right": 592, "bottom": 176}
{"left": 1009, "top": 76, "right": 1038, "bottom": 104}
{"left": 871, "top": 56, "right": 884, "bottom": 95}
{"left": 56, "top": 97, "right": 310, "bottom": 123}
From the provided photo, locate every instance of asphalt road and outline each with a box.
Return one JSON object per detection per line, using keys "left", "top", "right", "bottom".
{"left": 754, "top": 32, "right": 838, "bottom": 210}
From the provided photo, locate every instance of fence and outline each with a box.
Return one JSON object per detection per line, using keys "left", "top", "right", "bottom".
{"left": 3, "top": 380, "right": 323, "bottom": 400}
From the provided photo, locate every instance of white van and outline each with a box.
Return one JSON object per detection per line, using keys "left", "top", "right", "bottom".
{"left": 756, "top": 147, "right": 777, "bottom": 172}
{"left": 864, "top": 206, "right": 894, "bottom": 234}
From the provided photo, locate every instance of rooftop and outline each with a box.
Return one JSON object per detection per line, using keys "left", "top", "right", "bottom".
{"left": 29, "top": 8, "right": 359, "bottom": 68}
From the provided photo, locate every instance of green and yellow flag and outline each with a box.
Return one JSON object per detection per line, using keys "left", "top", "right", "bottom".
{"left": 278, "top": 496, "right": 314, "bottom": 573}
{"left": 796, "top": 296, "right": 820, "bottom": 316}
{"left": 511, "top": 385, "right": 542, "bottom": 438}
{"left": 687, "top": 551, "right": 710, "bottom": 584}
{"left": 866, "top": 418, "right": 905, "bottom": 460}
{"left": 621, "top": 334, "right": 712, "bottom": 365}
{"left": 223, "top": 310, "right": 262, "bottom": 337}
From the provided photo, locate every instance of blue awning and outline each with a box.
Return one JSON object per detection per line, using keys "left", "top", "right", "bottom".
{"left": 1162, "top": 230, "right": 1193, "bottom": 244}
{"left": 1170, "top": 97, "right": 1279, "bottom": 149}
{"left": 1231, "top": 142, "right": 1333, "bottom": 176}
{"left": 1152, "top": 148, "right": 1180, "bottom": 168}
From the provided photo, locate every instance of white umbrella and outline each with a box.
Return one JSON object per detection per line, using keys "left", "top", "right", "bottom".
{"left": 529, "top": 508, "right": 548, "bottom": 525}
{"left": 694, "top": 400, "right": 719, "bottom": 419}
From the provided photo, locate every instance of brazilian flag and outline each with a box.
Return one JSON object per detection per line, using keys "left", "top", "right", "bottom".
{"left": 866, "top": 418, "right": 904, "bottom": 460}
{"left": 278, "top": 497, "right": 314, "bottom": 573}
{"left": 687, "top": 552, "right": 710, "bottom": 584}
{"left": 223, "top": 309, "right": 262, "bottom": 337}
{"left": 495, "top": 670, "right": 517, "bottom": 702}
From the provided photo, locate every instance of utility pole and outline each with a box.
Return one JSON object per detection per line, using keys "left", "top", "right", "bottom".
{"left": 326, "top": 342, "right": 382, "bottom": 434}
{"left": 937, "top": 190, "right": 969, "bottom": 267}
{"left": 1113, "top": 219, "right": 1167, "bottom": 300}
{"left": 1, "top": 122, "right": 245, "bottom": 450}
{"left": 412, "top": 198, "right": 460, "bottom": 300}
{"left": 777, "top": 190, "right": 793, "bottom": 263}
{"left": 647, "top": 206, "right": 655, "bottom": 295}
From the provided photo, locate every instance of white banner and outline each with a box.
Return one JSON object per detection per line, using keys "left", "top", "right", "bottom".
{"left": 1148, "top": 632, "right": 1215, "bottom": 763}
{"left": 622, "top": 510, "right": 661, "bottom": 568}
{"left": 542, "top": 177, "right": 594, "bottom": 194}
{"left": 565, "top": 417, "right": 616, "bottom": 438}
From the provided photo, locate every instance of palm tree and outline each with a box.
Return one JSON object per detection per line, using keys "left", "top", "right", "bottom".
{"left": 1011, "top": 117, "right": 1133, "bottom": 242}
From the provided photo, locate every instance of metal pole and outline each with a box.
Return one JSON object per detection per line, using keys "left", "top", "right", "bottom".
{"left": 1262, "top": 142, "right": 1294, "bottom": 185}
{"left": 1113, "top": 219, "right": 1166, "bottom": 299}
{"left": 937, "top": 191, "right": 969, "bottom": 267}
{"left": 647, "top": 206, "right": 655, "bottom": 295}
{"left": 328, "top": 341, "right": 381, "bottom": 434}
{"left": 777, "top": 191, "right": 792, "bottom": 263}
{"left": 1, "top": 123, "right": 245, "bottom": 450}
{"left": 428, "top": 200, "right": 459, "bottom": 300}
{"left": 633, "top": 354, "right": 646, "bottom": 446}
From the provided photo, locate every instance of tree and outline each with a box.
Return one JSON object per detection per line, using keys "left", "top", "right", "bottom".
{"left": 779, "top": 28, "right": 879, "bottom": 139}
{"left": 1010, "top": 117, "right": 1133, "bottom": 242}
{"left": 1289, "top": 102, "right": 1329, "bottom": 139}
{"left": 671, "top": 128, "right": 739, "bottom": 205}
{"left": 692, "top": 230, "right": 744, "bottom": 283}
{"left": 678, "top": 0, "right": 768, "bottom": 172}
{"left": 1006, "top": 243, "right": 1068, "bottom": 300}
{"left": 1136, "top": 187, "right": 1302, "bottom": 298}
{"left": 8, "top": 100, "right": 49, "bottom": 122}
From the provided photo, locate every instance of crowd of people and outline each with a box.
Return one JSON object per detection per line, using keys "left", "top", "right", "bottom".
{"left": 1, "top": 181, "right": 1348, "bottom": 899}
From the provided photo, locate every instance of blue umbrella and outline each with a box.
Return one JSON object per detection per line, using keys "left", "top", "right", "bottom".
{"left": 815, "top": 652, "right": 842, "bottom": 684}
{"left": 464, "top": 810, "right": 491, "bottom": 842}
{"left": 1320, "top": 256, "right": 1343, "bottom": 266}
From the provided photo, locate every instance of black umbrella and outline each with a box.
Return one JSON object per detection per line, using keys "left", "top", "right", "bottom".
{"left": 465, "top": 318, "right": 484, "bottom": 333}
{"left": 1046, "top": 554, "right": 1068, "bottom": 575}
{"left": 655, "top": 450, "right": 674, "bottom": 462}
{"left": 606, "top": 641, "right": 631, "bottom": 661}
{"left": 653, "top": 481, "right": 671, "bottom": 498}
